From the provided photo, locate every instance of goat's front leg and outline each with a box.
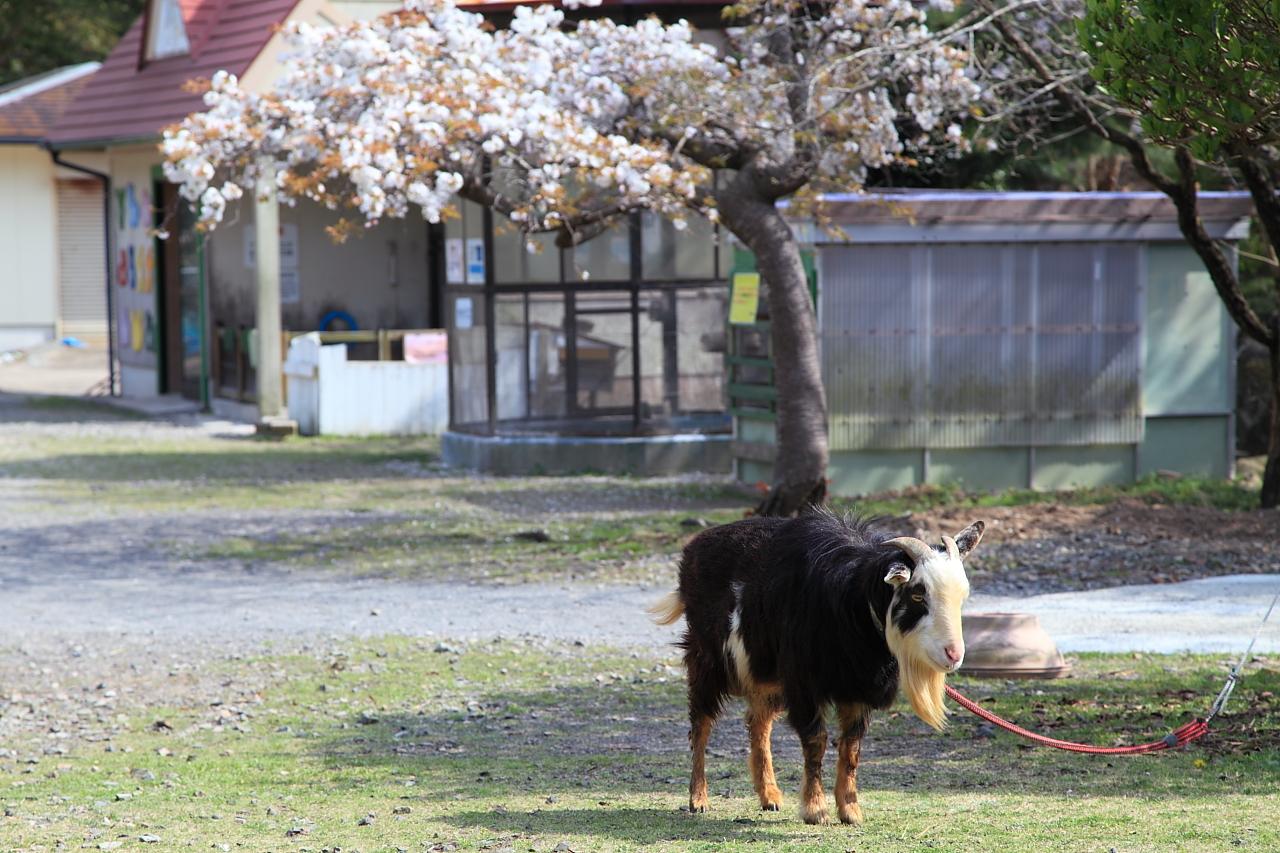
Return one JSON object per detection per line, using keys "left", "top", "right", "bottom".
{"left": 835, "top": 703, "right": 870, "bottom": 825}
{"left": 791, "top": 705, "right": 829, "bottom": 825}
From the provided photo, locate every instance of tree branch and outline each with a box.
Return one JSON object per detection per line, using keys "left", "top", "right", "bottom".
{"left": 1167, "top": 147, "right": 1275, "bottom": 347}
{"left": 978, "top": 0, "right": 1273, "bottom": 347}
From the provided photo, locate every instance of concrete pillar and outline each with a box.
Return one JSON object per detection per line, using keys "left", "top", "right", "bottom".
{"left": 254, "top": 168, "right": 292, "bottom": 432}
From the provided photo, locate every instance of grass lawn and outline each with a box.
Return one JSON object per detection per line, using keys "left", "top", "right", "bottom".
{"left": 4, "top": 639, "right": 1277, "bottom": 852}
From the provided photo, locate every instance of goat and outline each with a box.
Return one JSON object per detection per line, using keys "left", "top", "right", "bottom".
{"left": 650, "top": 508, "right": 984, "bottom": 825}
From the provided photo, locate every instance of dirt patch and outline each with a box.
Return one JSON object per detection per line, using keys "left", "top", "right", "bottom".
{"left": 907, "top": 500, "right": 1280, "bottom": 595}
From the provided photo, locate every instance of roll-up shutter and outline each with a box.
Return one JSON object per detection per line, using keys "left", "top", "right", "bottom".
{"left": 56, "top": 178, "right": 107, "bottom": 341}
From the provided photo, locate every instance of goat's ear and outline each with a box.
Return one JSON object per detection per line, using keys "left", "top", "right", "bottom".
{"left": 884, "top": 562, "right": 912, "bottom": 587}
{"left": 953, "top": 521, "right": 985, "bottom": 559}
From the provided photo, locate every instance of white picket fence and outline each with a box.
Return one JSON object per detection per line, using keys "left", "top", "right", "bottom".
{"left": 283, "top": 332, "right": 448, "bottom": 436}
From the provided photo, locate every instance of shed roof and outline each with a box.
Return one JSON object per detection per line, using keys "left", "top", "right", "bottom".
{"left": 51, "top": 0, "right": 301, "bottom": 147}
{"left": 815, "top": 190, "right": 1255, "bottom": 226}
{"left": 803, "top": 190, "right": 1256, "bottom": 244}
{"left": 0, "top": 63, "right": 100, "bottom": 142}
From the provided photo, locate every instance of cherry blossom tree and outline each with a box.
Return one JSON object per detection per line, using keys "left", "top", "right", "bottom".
{"left": 164, "top": 0, "right": 979, "bottom": 515}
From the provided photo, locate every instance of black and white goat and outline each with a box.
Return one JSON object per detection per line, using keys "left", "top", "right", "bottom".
{"left": 650, "top": 509, "right": 984, "bottom": 825}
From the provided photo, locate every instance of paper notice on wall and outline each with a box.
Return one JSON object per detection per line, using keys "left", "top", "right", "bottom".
{"left": 465, "top": 237, "right": 485, "bottom": 284}
{"left": 455, "top": 297, "right": 473, "bottom": 329}
{"left": 404, "top": 331, "right": 448, "bottom": 364}
{"left": 280, "top": 223, "right": 300, "bottom": 303}
{"left": 446, "top": 238, "right": 465, "bottom": 284}
{"left": 729, "top": 272, "right": 761, "bottom": 325}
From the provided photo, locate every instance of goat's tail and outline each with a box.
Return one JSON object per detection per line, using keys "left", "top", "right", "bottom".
{"left": 648, "top": 590, "right": 685, "bottom": 626}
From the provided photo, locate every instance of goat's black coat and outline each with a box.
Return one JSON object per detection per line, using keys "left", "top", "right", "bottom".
{"left": 676, "top": 509, "right": 913, "bottom": 739}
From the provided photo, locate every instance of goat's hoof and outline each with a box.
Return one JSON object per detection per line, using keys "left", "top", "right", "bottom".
{"left": 759, "top": 785, "right": 783, "bottom": 811}
{"left": 838, "top": 802, "right": 864, "bottom": 825}
{"left": 689, "top": 798, "right": 709, "bottom": 814}
{"left": 800, "top": 804, "right": 829, "bottom": 825}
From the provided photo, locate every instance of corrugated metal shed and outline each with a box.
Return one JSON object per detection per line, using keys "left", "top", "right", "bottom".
{"left": 813, "top": 191, "right": 1248, "bottom": 459}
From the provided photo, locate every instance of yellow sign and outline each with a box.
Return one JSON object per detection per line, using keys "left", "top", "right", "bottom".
{"left": 729, "top": 272, "right": 761, "bottom": 325}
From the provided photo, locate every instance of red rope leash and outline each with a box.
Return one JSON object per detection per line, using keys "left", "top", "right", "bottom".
{"left": 942, "top": 588, "right": 1278, "bottom": 754}
{"left": 944, "top": 685, "right": 1210, "bottom": 754}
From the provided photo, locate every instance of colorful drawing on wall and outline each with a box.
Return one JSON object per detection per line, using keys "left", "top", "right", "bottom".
{"left": 114, "top": 179, "right": 160, "bottom": 368}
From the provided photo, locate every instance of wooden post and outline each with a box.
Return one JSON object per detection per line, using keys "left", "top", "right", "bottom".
{"left": 237, "top": 326, "right": 247, "bottom": 401}
{"left": 254, "top": 168, "right": 296, "bottom": 435}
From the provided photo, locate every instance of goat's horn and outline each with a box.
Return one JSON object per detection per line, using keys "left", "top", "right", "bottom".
{"left": 885, "top": 536, "right": 933, "bottom": 565}
{"left": 942, "top": 535, "right": 960, "bottom": 562}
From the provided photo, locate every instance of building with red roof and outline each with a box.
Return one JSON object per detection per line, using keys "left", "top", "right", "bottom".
{"left": 50, "top": 0, "right": 351, "bottom": 401}
{"left": 48, "top": 0, "right": 730, "bottom": 416}
{"left": 0, "top": 62, "right": 107, "bottom": 354}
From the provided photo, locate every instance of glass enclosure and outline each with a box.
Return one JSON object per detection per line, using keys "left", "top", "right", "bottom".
{"left": 445, "top": 203, "right": 732, "bottom": 436}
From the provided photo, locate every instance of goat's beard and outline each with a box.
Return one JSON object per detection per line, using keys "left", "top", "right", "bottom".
{"left": 887, "top": 629, "right": 949, "bottom": 732}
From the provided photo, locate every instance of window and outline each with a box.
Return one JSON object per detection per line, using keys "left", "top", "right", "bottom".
{"left": 144, "top": 0, "right": 191, "bottom": 62}
{"left": 444, "top": 210, "right": 731, "bottom": 435}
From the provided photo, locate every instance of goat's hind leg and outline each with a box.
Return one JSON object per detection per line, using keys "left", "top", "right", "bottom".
{"left": 745, "top": 690, "right": 783, "bottom": 811}
{"left": 685, "top": 651, "right": 725, "bottom": 814}
{"left": 790, "top": 702, "right": 829, "bottom": 825}
{"left": 688, "top": 711, "right": 715, "bottom": 813}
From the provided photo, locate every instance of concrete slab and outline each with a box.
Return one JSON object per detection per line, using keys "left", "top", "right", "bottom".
{"left": 99, "top": 394, "right": 201, "bottom": 417}
{"left": 443, "top": 429, "right": 732, "bottom": 476}
{"left": 0, "top": 340, "right": 108, "bottom": 396}
{"left": 969, "top": 574, "right": 1280, "bottom": 654}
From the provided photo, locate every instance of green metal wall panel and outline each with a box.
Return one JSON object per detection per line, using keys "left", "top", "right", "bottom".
{"left": 737, "top": 459, "right": 772, "bottom": 487}
{"left": 927, "top": 448, "right": 1029, "bottom": 492}
{"left": 1139, "top": 416, "right": 1230, "bottom": 478}
{"left": 829, "top": 450, "right": 922, "bottom": 496}
{"left": 1144, "top": 245, "right": 1232, "bottom": 415}
{"left": 738, "top": 419, "right": 775, "bottom": 444}
{"left": 1032, "top": 445, "right": 1134, "bottom": 490}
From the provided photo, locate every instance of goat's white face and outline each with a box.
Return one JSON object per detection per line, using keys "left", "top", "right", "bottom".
{"left": 881, "top": 522, "right": 984, "bottom": 730}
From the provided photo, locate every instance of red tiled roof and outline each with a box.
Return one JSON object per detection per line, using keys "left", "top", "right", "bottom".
{"left": 50, "top": 0, "right": 723, "bottom": 146}
{"left": 52, "top": 0, "right": 300, "bottom": 146}
{"left": 0, "top": 65, "right": 98, "bottom": 141}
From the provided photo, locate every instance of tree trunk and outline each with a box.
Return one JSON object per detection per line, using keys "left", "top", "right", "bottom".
{"left": 1262, "top": 321, "right": 1280, "bottom": 509}
{"left": 719, "top": 192, "right": 829, "bottom": 516}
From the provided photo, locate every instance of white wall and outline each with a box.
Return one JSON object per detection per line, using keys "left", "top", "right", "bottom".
{"left": 329, "top": 0, "right": 402, "bottom": 19}
{"left": 0, "top": 145, "right": 59, "bottom": 349}
{"left": 239, "top": 0, "right": 355, "bottom": 94}
{"left": 285, "top": 333, "right": 448, "bottom": 435}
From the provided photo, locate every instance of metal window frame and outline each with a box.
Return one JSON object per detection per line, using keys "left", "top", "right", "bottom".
{"left": 444, "top": 213, "right": 731, "bottom": 436}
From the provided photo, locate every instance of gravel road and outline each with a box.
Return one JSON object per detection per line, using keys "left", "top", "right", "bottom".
{"left": 4, "top": 542, "right": 1277, "bottom": 654}
{"left": 1, "top": 392, "right": 1276, "bottom": 657}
